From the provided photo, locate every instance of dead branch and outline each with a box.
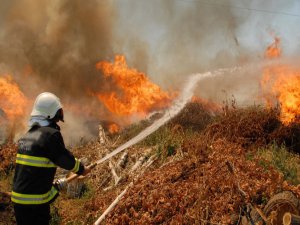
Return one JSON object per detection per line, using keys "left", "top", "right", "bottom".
{"left": 94, "top": 186, "right": 130, "bottom": 225}
{"left": 99, "top": 175, "right": 111, "bottom": 188}
{"left": 110, "top": 135, "right": 121, "bottom": 148}
{"left": 94, "top": 154, "right": 158, "bottom": 224}
{"left": 130, "top": 155, "right": 147, "bottom": 173}
{"left": 116, "top": 152, "right": 128, "bottom": 169}
{"left": 103, "top": 186, "right": 113, "bottom": 192}
{"left": 102, "top": 152, "right": 127, "bottom": 191}
{"left": 109, "top": 161, "right": 121, "bottom": 186}
{"left": 137, "top": 155, "right": 157, "bottom": 176}
{"left": 254, "top": 207, "right": 268, "bottom": 224}
{"left": 98, "top": 125, "right": 108, "bottom": 145}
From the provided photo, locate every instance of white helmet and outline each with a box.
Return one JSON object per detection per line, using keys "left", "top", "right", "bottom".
{"left": 31, "top": 92, "right": 63, "bottom": 120}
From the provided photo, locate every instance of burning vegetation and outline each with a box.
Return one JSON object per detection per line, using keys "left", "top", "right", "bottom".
{"left": 0, "top": 75, "right": 28, "bottom": 121}
{"left": 1, "top": 36, "right": 300, "bottom": 225}
{"left": 0, "top": 75, "right": 29, "bottom": 141}
{"left": 94, "top": 55, "right": 173, "bottom": 117}
{"left": 1, "top": 1, "right": 300, "bottom": 224}
{"left": 262, "top": 37, "right": 300, "bottom": 125}
{"left": 108, "top": 123, "right": 120, "bottom": 134}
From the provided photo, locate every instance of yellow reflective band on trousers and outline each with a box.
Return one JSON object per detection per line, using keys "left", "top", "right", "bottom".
{"left": 11, "top": 186, "right": 58, "bottom": 204}
{"left": 71, "top": 158, "right": 80, "bottom": 173}
{"left": 16, "top": 154, "right": 56, "bottom": 168}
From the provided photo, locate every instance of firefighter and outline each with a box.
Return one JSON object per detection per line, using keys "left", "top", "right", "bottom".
{"left": 11, "top": 92, "right": 90, "bottom": 225}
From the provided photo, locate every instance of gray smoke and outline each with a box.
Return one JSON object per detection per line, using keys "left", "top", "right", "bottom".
{"left": 0, "top": 0, "right": 115, "bottom": 96}
{"left": 0, "top": 0, "right": 117, "bottom": 143}
{"left": 114, "top": 0, "right": 300, "bottom": 104}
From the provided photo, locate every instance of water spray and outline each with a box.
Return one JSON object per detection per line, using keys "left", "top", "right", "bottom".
{"left": 65, "top": 67, "right": 241, "bottom": 183}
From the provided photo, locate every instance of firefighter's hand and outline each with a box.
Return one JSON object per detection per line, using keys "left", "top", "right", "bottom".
{"left": 81, "top": 166, "right": 92, "bottom": 176}
{"left": 54, "top": 178, "right": 67, "bottom": 191}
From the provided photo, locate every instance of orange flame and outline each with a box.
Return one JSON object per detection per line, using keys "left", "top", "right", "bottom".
{"left": 108, "top": 123, "right": 120, "bottom": 134}
{"left": 0, "top": 75, "right": 28, "bottom": 121}
{"left": 273, "top": 70, "right": 300, "bottom": 124}
{"left": 262, "top": 38, "right": 300, "bottom": 124}
{"left": 94, "top": 55, "right": 172, "bottom": 116}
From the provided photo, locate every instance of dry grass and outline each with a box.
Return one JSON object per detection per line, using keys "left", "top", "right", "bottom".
{"left": 0, "top": 141, "right": 16, "bottom": 176}
{"left": 202, "top": 106, "right": 300, "bottom": 153}
{"left": 1, "top": 103, "right": 300, "bottom": 225}
{"left": 104, "top": 138, "right": 287, "bottom": 224}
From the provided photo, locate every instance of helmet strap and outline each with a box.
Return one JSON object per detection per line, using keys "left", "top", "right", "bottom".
{"left": 52, "top": 109, "right": 64, "bottom": 123}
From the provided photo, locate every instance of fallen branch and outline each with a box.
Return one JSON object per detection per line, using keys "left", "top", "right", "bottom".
{"left": 109, "top": 161, "right": 121, "bottom": 186}
{"left": 130, "top": 155, "right": 147, "bottom": 173}
{"left": 94, "top": 154, "right": 157, "bottom": 224}
{"left": 130, "top": 148, "right": 153, "bottom": 173}
{"left": 110, "top": 135, "right": 121, "bottom": 148}
{"left": 98, "top": 125, "right": 108, "bottom": 145}
{"left": 254, "top": 207, "right": 268, "bottom": 224}
{"left": 99, "top": 173, "right": 111, "bottom": 188}
{"left": 103, "top": 186, "right": 113, "bottom": 192}
{"left": 117, "top": 152, "right": 128, "bottom": 169}
{"left": 94, "top": 186, "right": 130, "bottom": 225}
{"left": 102, "top": 153, "right": 127, "bottom": 191}
{"left": 138, "top": 154, "right": 157, "bottom": 176}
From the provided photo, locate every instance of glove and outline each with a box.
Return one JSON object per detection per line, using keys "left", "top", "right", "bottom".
{"left": 54, "top": 178, "right": 67, "bottom": 191}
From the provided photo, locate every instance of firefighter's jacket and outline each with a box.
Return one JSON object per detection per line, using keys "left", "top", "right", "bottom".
{"left": 11, "top": 123, "right": 84, "bottom": 205}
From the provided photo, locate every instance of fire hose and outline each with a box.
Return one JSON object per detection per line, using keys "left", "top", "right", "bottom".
{"left": 0, "top": 164, "right": 95, "bottom": 197}
{"left": 0, "top": 141, "right": 136, "bottom": 197}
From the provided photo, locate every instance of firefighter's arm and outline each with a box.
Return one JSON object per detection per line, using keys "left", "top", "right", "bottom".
{"left": 46, "top": 131, "right": 85, "bottom": 175}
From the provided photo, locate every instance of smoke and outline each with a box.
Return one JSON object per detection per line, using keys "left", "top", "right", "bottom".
{"left": 60, "top": 111, "right": 96, "bottom": 147}
{"left": 0, "top": 0, "right": 299, "bottom": 144}
{"left": 0, "top": 0, "right": 117, "bottom": 143}
{"left": 114, "top": 0, "right": 240, "bottom": 83}
{"left": 114, "top": 0, "right": 300, "bottom": 104}
{"left": 0, "top": 0, "right": 116, "bottom": 94}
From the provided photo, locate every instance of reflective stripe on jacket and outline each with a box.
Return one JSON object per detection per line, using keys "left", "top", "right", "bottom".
{"left": 16, "top": 154, "right": 57, "bottom": 168}
{"left": 11, "top": 186, "right": 58, "bottom": 205}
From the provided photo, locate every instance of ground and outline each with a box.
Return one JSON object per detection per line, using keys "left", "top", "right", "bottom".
{"left": 1, "top": 102, "right": 300, "bottom": 224}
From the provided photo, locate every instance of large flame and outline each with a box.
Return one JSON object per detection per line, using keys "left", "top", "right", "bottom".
{"left": 94, "top": 55, "right": 172, "bottom": 116}
{"left": 0, "top": 75, "right": 28, "bottom": 121}
{"left": 262, "top": 38, "right": 300, "bottom": 124}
